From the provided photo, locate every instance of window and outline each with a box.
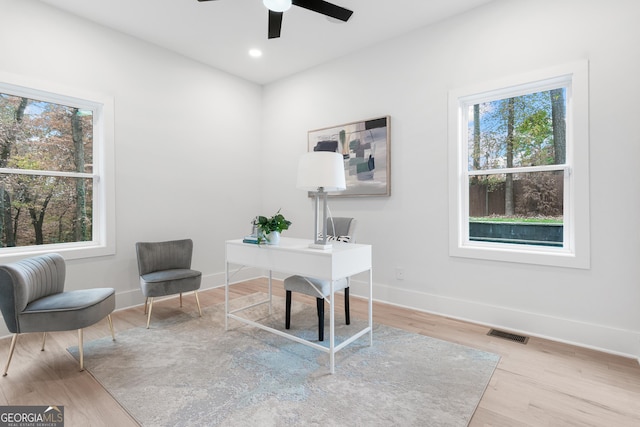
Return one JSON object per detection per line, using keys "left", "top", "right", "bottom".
{"left": 0, "top": 75, "right": 114, "bottom": 260}
{"left": 448, "top": 61, "right": 590, "bottom": 268}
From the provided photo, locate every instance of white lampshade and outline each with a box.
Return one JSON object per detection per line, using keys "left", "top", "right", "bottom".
{"left": 263, "top": 0, "right": 292, "bottom": 12}
{"left": 297, "top": 152, "right": 346, "bottom": 192}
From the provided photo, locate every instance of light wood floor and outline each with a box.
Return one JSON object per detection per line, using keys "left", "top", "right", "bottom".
{"left": 1, "top": 279, "right": 639, "bottom": 426}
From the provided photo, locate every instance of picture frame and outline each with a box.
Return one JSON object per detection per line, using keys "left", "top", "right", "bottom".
{"left": 307, "top": 116, "right": 390, "bottom": 197}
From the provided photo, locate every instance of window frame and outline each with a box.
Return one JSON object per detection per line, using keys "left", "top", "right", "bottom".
{"left": 448, "top": 61, "right": 590, "bottom": 269}
{"left": 0, "top": 72, "right": 115, "bottom": 261}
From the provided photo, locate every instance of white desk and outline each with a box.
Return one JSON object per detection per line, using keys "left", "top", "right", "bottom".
{"left": 225, "top": 237, "right": 373, "bottom": 374}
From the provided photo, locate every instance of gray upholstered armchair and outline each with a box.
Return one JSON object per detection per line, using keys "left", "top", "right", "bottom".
{"left": 0, "top": 253, "right": 116, "bottom": 375}
{"left": 283, "top": 217, "right": 357, "bottom": 341}
{"left": 135, "top": 239, "right": 202, "bottom": 328}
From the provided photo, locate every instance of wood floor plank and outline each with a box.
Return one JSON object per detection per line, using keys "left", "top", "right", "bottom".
{"left": 0, "top": 278, "right": 638, "bottom": 426}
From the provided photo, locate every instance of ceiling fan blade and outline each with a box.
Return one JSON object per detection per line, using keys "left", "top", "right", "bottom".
{"left": 292, "top": 0, "right": 353, "bottom": 22}
{"left": 268, "top": 10, "right": 284, "bottom": 39}
{"left": 197, "top": 0, "right": 219, "bottom": 2}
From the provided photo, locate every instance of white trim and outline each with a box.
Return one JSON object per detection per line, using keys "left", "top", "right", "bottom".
{"left": 448, "top": 60, "right": 590, "bottom": 269}
{"left": 0, "top": 72, "right": 116, "bottom": 262}
{"left": 349, "top": 279, "right": 640, "bottom": 360}
{"left": 0, "top": 168, "right": 95, "bottom": 179}
{"left": 467, "top": 164, "right": 568, "bottom": 176}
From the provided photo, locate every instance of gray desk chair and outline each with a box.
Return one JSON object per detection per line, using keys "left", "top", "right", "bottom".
{"left": 0, "top": 253, "right": 115, "bottom": 375}
{"left": 283, "top": 217, "right": 357, "bottom": 341}
{"left": 135, "top": 239, "right": 202, "bottom": 328}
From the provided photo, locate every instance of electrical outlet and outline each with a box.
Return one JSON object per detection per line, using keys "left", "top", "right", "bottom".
{"left": 396, "top": 267, "right": 405, "bottom": 280}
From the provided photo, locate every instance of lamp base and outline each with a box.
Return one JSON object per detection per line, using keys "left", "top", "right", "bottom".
{"left": 308, "top": 242, "right": 333, "bottom": 250}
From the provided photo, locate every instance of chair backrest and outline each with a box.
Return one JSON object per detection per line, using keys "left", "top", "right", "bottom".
{"left": 0, "top": 253, "right": 66, "bottom": 333}
{"left": 135, "top": 239, "right": 194, "bottom": 276}
{"left": 326, "top": 217, "right": 357, "bottom": 243}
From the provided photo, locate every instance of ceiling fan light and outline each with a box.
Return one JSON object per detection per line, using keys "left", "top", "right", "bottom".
{"left": 263, "top": 0, "right": 292, "bottom": 13}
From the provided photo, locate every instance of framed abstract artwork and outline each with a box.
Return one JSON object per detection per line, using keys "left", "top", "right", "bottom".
{"left": 307, "top": 116, "right": 390, "bottom": 197}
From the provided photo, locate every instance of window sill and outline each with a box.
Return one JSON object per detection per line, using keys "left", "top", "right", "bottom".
{"left": 450, "top": 240, "right": 589, "bottom": 269}
{"left": 0, "top": 242, "right": 115, "bottom": 263}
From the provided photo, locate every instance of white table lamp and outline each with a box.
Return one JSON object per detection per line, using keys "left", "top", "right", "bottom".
{"left": 297, "top": 151, "right": 346, "bottom": 249}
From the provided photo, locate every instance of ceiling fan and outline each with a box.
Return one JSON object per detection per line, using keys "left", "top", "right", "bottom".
{"left": 197, "top": 0, "right": 354, "bottom": 39}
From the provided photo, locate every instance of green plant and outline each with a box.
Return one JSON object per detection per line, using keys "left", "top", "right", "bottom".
{"left": 254, "top": 210, "right": 292, "bottom": 235}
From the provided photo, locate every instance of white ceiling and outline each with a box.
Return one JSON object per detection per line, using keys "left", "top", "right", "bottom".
{"left": 38, "top": 0, "right": 493, "bottom": 85}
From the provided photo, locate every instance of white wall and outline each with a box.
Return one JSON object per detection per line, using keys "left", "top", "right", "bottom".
{"left": 261, "top": 0, "right": 640, "bottom": 358}
{"left": 0, "top": 0, "right": 263, "bottom": 333}
{"left": 1, "top": 0, "right": 639, "bottom": 360}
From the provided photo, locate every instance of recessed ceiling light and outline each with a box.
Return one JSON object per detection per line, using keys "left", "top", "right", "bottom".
{"left": 249, "top": 49, "right": 263, "bottom": 58}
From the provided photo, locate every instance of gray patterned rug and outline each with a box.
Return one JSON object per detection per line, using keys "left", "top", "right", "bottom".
{"left": 69, "top": 294, "right": 499, "bottom": 426}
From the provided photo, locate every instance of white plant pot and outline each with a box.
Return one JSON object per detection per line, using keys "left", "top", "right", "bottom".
{"left": 266, "top": 231, "right": 280, "bottom": 245}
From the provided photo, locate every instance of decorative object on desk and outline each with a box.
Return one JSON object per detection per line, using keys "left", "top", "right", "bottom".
{"left": 308, "top": 116, "right": 390, "bottom": 197}
{"left": 243, "top": 217, "right": 261, "bottom": 244}
{"left": 297, "top": 151, "right": 346, "bottom": 249}
{"left": 317, "top": 233, "right": 351, "bottom": 243}
{"left": 265, "top": 231, "right": 281, "bottom": 245}
{"left": 242, "top": 235, "right": 260, "bottom": 244}
{"left": 254, "top": 209, "right": 291, "bottom": 245}
{"left": 67, "top": 294, "right": 499, "bottom": 426}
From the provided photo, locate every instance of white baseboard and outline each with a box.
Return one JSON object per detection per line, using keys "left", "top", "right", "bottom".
{"left": 348, "top": 279, "right": 640, "bottom": 362}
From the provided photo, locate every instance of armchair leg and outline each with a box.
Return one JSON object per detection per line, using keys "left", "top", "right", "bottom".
{"left": 285, "top": 291, "right": 292, "bottom": 329}
{"left": 194, "top": 291, "right": 202, "bottom": 317}
{"left": 144, "top": 297, "right": 148, "bottom": 315}
{"left": 78, "top": 329, "right": 84, "bottom": 371}
{"left": 180, "top": 292, "right": 183, "bottom": 308}
{"left": 3, "top": 333, "right": 18, "bottom": 376}
{"left": 345, "top": 287, "right": 350, "bottom": 325}
{"left": 41, "top": 332, "right": 47, "bottom": 351}
{"left": 107, "top": 314, "right": 116, "bottom": 341}
{"left": 146, "top": 298, "right": 154, "bottom": 329}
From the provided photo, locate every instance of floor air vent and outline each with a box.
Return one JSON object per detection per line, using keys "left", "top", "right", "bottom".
{"left": 487, "top": 329, "right": 529, "bottom": 344}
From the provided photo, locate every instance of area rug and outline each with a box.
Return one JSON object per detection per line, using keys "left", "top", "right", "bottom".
{"left": 68, "top": 294, "right": 500, "bottom": 426}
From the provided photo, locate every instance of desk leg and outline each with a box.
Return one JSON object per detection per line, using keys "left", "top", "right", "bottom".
{"left": 330, "top": 280, "right": 335, "bottom": 374}
{"left": 369, "top": 268, "right": 373, "bottom": 346}
{"left": 225, "top": 261, "right": 229, "bottom": 331}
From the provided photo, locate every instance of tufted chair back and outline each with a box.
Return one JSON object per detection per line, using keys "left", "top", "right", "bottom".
{"left": 135, "top": 239, "right": 194, "bottom": 276}
{"left": 0, "top": 253, "right": 65, "bottom": 333}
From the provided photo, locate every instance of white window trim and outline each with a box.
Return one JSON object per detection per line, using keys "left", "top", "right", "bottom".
{"left": 448, "top": 61, "right": 590, "bottom": 269}
{"left": 0, "top": 72, "right": 115, "bottom": 262}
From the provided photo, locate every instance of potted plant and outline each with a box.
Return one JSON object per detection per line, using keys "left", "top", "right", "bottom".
{"left": 254, "top": 210, "right": 292, "bottom": 245}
